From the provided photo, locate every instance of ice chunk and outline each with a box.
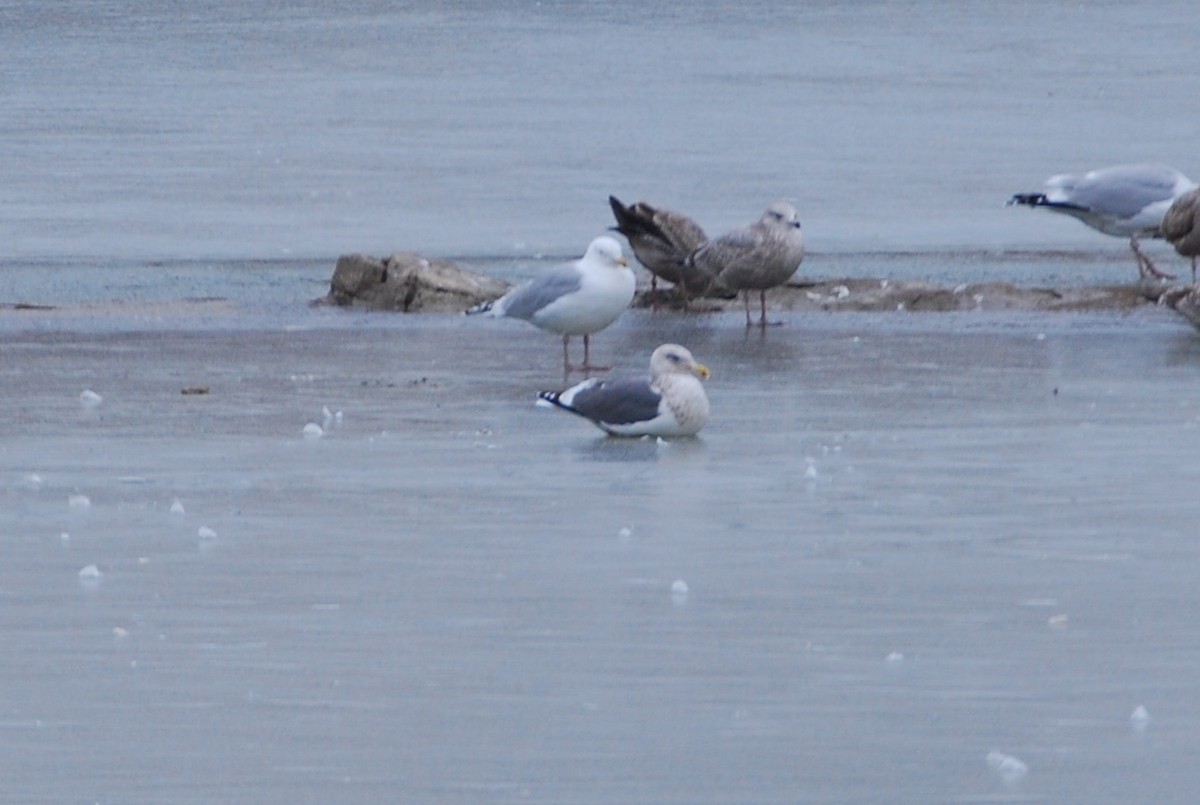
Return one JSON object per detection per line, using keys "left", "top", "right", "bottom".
{"left": 886, "top": 651, "right": 904, "bottom": 665}
{"left": 1130, "top": 705, "right": 1150, "bottom": 732}
{"left": 197, "top": 526, "right": 218, "bottom": 540}
{"left": 986, "top": 751, "right": 1028, "bottom": 784}
{"left": 303, "top": 422, "right": 324, "bottom": 439}
{"left": 68, "top": 493, "right": 91, "bottom": 510}
{"left": 671, "top": 579, "right": 689, "bottom": 595}
{"left": 169, "top": 498, "right": 186, "bottom": 516}
{"left": 80, "top": 389, "right": 103, "bottom": 407}
{"left": 78, "top": 564, "right": 103, "bottom": 580}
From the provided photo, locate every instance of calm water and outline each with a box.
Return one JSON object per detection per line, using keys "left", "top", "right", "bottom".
{"left": 3, "top": 0, "right": 1199, "bottom": 262}
{"left": 4, "top": 3, "right": 1200, "bottom": 804}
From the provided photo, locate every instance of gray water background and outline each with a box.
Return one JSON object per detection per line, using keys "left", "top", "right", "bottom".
{"left": 5, "top": 2, "right": 1200, "bottom": 803}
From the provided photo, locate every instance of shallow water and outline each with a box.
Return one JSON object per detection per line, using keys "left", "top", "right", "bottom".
{"left": 5, "top": 2, "right": 1200, "bottom": 803}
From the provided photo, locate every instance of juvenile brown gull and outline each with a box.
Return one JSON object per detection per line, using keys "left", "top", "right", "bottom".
{"left": 687, "top": 201, "right": 806, "bottom": 327}
{"left": 1161, "top": 186, "right": 1200, "bottom": 285}
{"left": 536, "top": 344, "right": 710, "bottom": 437}
{"left": 467, "top": 236, "right": 635, "bottom": 373}
{"left": 607, "top": 196, "right": 710, "bottom": 308}
{"left": 1007, "top": 164, "right": 1196, "bottom": 280}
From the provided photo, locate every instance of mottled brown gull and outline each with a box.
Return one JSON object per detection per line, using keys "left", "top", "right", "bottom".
{"left": 1007, "top": 164, "right": 1196, "bottom": 280}
{"left": 686, "top": 201, "right": 806, "bottom": 327}
{"left": 466, "top": 236, "right": 635, "bottom": 373}
{"left": 1161, "top": 186, "right": 1200, "bottom": 285}
{"left": 536, "top": 344, "right": 710, "bottom": 437}
{"left": 607, "top": 196, "right": 710, "bottom": 308}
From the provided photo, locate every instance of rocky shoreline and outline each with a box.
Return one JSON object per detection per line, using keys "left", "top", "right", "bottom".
{"left": 314, "top": 251, "right": 1200, "bottom": 328}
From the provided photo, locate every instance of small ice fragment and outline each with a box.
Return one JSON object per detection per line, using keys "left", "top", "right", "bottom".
{"left": 78, "top": 564, "right": 103, "bottom": 581}
{"left": 617, "top": 526, "right": 632, "bottom": 539}
{"left": 26, "top": 473, "right": 43, "bottom": 487}
{"left": 113, "top": 627, "right": 129, "bottom": 638}
{"left": 80, "top": 389, "right": 103, "bottom": 407}
{"left": 805, "top": 291, "right": 822, "bottom": 301}
{"left": 1130, "top": 705, "right": 1150, "bottom": 731}
{"left": 68, "top": 493, "right": 91, "bottom": 510}
{"left": 886, "top": 651, "right": 904, "bottom": 665}
{"left": 197, "top": 526, "right": 218, "bottom": 540}
{"left": 804, "top": 463, "right": 818, "bottom": 480}
{"left": 137, "top": 556, "right": 150, "bottom": 565}
{"left": 952, "top": 283, "right": 968, "bottom": 294}
{"left": 1047, "top": 613, "right": 1069, "bottom": 629}
{"left": 60, "top": 531, "right": 70, "bottom": 542}
{"left": 334, "top": 411, "right": 343, "bottom": 424}
{"left": 322, "top": 405, "right": 334, "bottom": 427}
{"left": 896, "top": 302, "right": 906, "bottom": 312}
{"left": 1036, "top": 333, "right": 1047, "bottom": 341}
{"left": 831, "top": 284, "right": 850, "bottom": 299}
{"left": 303, "top": 422, "right": 324, "bottom": 439}
{"left": 986, "top": 750, "right": 1028, "bottom": 784}
{"left": 671, "top": 579, "right": 689, "bottom": 595}
{"left": 169, "top": 498, "right": 186, "bottom": 516}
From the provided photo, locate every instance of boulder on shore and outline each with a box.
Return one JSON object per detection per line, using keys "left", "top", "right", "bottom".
{"left": 318, "top": 253, "right": 509, "bottom": 312}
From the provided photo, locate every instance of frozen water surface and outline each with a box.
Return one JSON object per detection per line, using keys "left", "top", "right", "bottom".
{"left": 4, "top": 1, "right": 1200, "bottom": 803}
{"left": 5, "top": 310, "right": 1200, "bottom": 803}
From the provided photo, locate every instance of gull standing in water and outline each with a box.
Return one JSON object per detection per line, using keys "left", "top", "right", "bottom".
{"left": 687, "top": 201, "right": 806, "bottom": 327}
{"left": 1007, "top": 164, "right": 1196, "bottom": 280}
{"left": 607, "top": 196, "right": 710, "bottom": 309}
{"left": 1161, "top": 187, "right": 1200, "bottom": 285}
{"left": 536, "top": 344, "right": 710, "bottom": 437}
{"left": 466, "top": 236, "right": 635, "bottom": 373}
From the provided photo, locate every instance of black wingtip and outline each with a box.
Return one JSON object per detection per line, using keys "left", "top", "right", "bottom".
{"left": 608, "top": 195, "right": 635, "bottom": 233}
{"left": 1008, "top": 192, "right": 1047, "bottom": 207}
{"left": 608, "top": 196, "right": 673, "bottom": 245}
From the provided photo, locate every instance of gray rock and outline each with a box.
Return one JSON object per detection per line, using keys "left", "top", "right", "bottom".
{"left": 319, "top": 253, "right": 510, "bottom": 312}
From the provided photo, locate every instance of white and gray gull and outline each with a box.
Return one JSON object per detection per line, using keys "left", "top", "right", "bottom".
{"left": 536, "top": 344, "right": 711, "bottom": 437}
{"left": 466, "top": 235, "right": 635, "bottom": 373}
{"left": 686, "top": 201, "right": 806, "bottom": 327}
{"left": 1007, "top": 164, "right": 1197, "bottom": 280}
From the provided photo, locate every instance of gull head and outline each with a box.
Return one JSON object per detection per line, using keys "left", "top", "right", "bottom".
{"left": 651, "top": 343, "right": 710, "bottom": 380}
{"left": 763, "top": 201, "right": 802, "bottom": 230}
{"left": 586, "top": 235, "right": 629, "bottom": 268}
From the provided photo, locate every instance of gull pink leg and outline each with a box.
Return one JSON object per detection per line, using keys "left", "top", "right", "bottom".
{"left": 1131, "top": 236, "right": 1176, "bottom": 281}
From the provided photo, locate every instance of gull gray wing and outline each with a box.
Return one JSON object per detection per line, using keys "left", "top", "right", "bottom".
{"left": 551, "top": 377, "right": 663, "bottom": 426}
{"left": 1067, "top": 166, "right": 1184, "bottom": 219}
{"left": 499, "top": 265, "right": 583, "bottom": 321}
